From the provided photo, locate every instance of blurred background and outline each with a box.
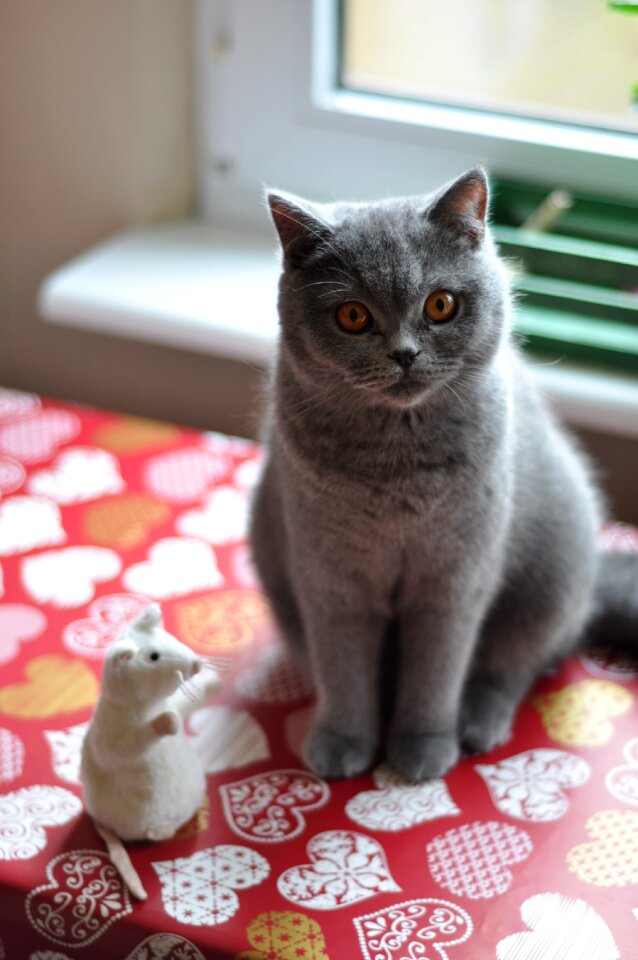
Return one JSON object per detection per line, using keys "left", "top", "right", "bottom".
{"left": 1, "top": 0, "right": 637, "bottom": 518}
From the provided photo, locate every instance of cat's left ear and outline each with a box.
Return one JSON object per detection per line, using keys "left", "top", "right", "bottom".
{"left": 426, "top": 167, "right": 489, "bottom": 246}
{"left": 267, "top": 191, "right": 333, "bottom": 267}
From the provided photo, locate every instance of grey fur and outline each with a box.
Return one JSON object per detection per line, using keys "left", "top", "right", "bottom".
{"left": 250, "top": 168, "right": 632, "bottom": 782}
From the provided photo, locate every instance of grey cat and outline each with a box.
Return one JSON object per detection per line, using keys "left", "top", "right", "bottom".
{"left": 250, "top": 168, "right": 638, "bottom": 782}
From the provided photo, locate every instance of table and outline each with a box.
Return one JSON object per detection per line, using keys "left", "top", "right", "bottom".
{"left": 1, "top": 387, "right": 637, "bottom": 959}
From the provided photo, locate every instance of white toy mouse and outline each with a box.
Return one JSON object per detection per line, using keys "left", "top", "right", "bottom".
{"left": 81, "top": 603, "right": 221, "bottom": 899}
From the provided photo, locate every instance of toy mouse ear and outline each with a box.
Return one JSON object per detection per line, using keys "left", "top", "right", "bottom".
{"left": 132, "top": 604, "right": 162, "bottom": 633}
{"left": 112, "top": 645, "right": 135, "bottom": 664}
{"left": 426, "top": 167, "right": 489, "bottom": 245}
{"left": 267, "top": 191, "right": 333, "bottom": 267}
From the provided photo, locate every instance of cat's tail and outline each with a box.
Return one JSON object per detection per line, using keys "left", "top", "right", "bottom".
{"left": 585, "top": 551, "right": 638, "bottom": 650}
{"left": 94, "top": 821, "right": 147, "bottom": 900}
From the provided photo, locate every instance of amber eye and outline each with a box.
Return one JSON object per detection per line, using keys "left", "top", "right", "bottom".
{"left": 336, "top": 301, "right": 372, "bottom": 334}
{"left": 424, "top": 290, "right": 458, "bottom": 323}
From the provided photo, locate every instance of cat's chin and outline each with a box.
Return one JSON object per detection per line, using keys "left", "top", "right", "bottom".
{"left": 380, "top": 377, "right": 432, "bottom": 408}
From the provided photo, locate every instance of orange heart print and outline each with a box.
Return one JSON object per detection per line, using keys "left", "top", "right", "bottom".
{"left": 0, "top": 655, "right": 98, "bottom": 719}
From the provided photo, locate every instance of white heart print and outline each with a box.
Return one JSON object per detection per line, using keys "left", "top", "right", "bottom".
{"left": 0, "top": 785, "right": 82, "bottom": 859}
{"left": 496, "top": 892, "right": 620, "bottom": 960}
{"left": 123, "top": 537, "right": 224, "bottom": 599}
{"left": 277, "top": 830, "right": 400, "bottom": 910}
{"left": 27, "top": 447, "right": 125, "bottom": 504}
{"left": 606, "top": 737, "right": 638, "bottom": 806}
{"left": 152, "top": 846, "right": 269, "bottom": 926}
{"left": 346, "top": 765, "right": 460, "bottom": 831}
{"left": 476, "top": 748, "right": 591, "bottom": 822}
{"left": 22, "top": 547, "right": 122, "bottom": 607}
{"left": 0, "top": 496, "right": 66, "bottom": 556}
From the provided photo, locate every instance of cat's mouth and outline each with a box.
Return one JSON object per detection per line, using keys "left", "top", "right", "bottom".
{"left": 381, "top": 367, "right": 457, "bottom": 407}
{"left": 383, "top": 373, "right": 430, "bottom": 405}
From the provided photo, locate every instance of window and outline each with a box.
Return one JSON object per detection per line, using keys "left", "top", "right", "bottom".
{"left": 199, "top": 0, "right": 638, "bottom": 368}
{"left": 342, "top": 0, "right": 638, "bottom": 134}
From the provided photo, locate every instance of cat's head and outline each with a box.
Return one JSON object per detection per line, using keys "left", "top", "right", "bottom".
{"left": 268, "top": 168, "right": 510, "bottom": 408}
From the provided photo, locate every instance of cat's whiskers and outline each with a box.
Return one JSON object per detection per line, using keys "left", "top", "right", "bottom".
{"left": 293, "top": 280, "right": 350, "bottom": 294}
{"left": 285, "top": 375, "right": 354, "bottom": 421}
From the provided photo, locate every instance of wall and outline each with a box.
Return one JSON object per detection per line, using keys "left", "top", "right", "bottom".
{"left": 0, "top": 1, "right": 635, "bottom": 519}
{"left": 0, "top": 0, "right": 262, "bottom": 437}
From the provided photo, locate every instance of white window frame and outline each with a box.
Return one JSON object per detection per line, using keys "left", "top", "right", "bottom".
{"left": 197, "top": 0, "right": 638, "bottom": 233}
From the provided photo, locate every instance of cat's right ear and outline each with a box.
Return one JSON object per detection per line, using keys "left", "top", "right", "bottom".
{"left": 267, "top": 192, "right": 333, "bottom": 267}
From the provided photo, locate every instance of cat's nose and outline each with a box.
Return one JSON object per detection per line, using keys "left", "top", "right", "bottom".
{"left": 390, "top": 348, "right": 420, "bottom": 370}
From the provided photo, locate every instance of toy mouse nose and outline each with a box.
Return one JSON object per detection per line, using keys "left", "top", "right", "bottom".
{"left": 390, "top": 347, "right": 419, "bottom": 370}
{"left": 190, "top": 659, "right": 201, "bottom": 677}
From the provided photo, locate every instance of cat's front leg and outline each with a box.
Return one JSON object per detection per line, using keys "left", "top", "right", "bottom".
{"left": 387, "top": 601, "right": 484, "bottom": 782}
{"left": 302, "top": 605, "right": 386, "bottom": 779}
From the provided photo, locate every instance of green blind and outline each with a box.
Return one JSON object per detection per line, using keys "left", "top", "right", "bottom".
{"left": 491, "top": 180, "right": 638, "bottom": 371}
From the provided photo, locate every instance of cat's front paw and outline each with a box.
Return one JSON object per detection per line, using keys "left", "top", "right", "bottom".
{"left": 460, "top": 680, "right": 515, "bottom": 755}
{"left": 386, "top": 731, "right": 459, "bottom": 782}
{"left": 303, "top": 726, "right": 375, "bottom": 779}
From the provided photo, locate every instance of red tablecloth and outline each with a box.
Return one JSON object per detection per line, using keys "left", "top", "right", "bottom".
{"left": 1, "top": 387, "right": 637, "bottom": 960}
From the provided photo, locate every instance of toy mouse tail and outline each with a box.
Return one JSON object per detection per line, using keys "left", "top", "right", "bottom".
{"left": 94, "top": 821, "right": 148, "bottom": 901}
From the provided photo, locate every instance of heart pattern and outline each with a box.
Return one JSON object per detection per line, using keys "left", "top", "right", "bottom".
{"left": 566, "top": 809, "right": 638, "bottom": 886}
{"left": 0, "top": 496, "right": 66, "bottom": 556}
{"left": 606, "top": 737, "right": 638, "bottom": 806}
{"left": 580, "top": 646, "right": 638, "bottom": 681}
{"left": 0, "top": 409, "right": 80, "bottom": 464}
{"left": 220, "top": 770, "right": 329, "bottom": 843}
{"left": 43, "top": 723, "right": 88, "bottom": 785}
{"left": 62, "top": 593, "right": 150, "bottom": 660}
{"left": 143, "top": 447, "right": 231, "bottom": 503}
{"left": 82, "top": 493, "right": 170, "bottom": 549}
{"left": 188, "top": 705, "right": 270, "bottom": 772}
{"left": 232, "top": 454, "right": 263, "bottom": 491}
{"left": 27, "top": 447, "right": 125, "bottom": 504}
{"left": 475, "top": 749, "right": 591, "bottom": 822}
{"left": 427, "top": 821, "right": 533, "bottom": 900}
{"left": 533, "top": 680, "right": 634, "bottom": 747}
{"left": 353, "top": 899, "right": 473, "bottom": 960}
{"left": 235, "top": 643, "right": 313, "bottom": 703}
{"left": 277, "top": 830, "right": 400, "bottom": 910}
{"left": 152, "top": 845, "right": 270, "bottom": 926}
{"left": 0, "top": 785, "right": 82, "bottom": 859}
{"left": 0, "top": 604, "right": 47, "bottom": 665}
{"left": 496, "top": 892, "right": 620, "bottom": 960}
{"left": 125, "top": 935, "right": 206, "bottom": 960}
{"left": 1, "top": 391, "right": 637, "bottom": 958}
{"left": 285, "top": 706, "right": 315, "bottom": 760}
{"left": 238, "top": 911, "right": 329, "bottom": 960}
{"left": 94, "top": 416, "right": 179, "bottom": 454}
{"left": 346, "top": 765, "right": 460, "bottom": 832}
{"left": 123, "top": 537, "right": 224, "bottom": 599}
{"left": 174, "top": 589, "right": 271, "bottom": 656}
{"left": 26, "top": 849, "right": 131, "bottom": 946}
{"left": 0, "top": 728, "right": 25, "bottom": 782}
{"left": 228, "top": 542, "right": 260, "bottom": 589}
{"left": 22, "top": 546, "right": 122, "bottom": 607}
{"left": 0, "top": 655, "right": 98, "bottom": 719}
{"left": 0, "top": 387, "right": 40, "bottom": 422}
{"left": 0, "top": 456, "right": 25, "bottom": 497}
{"left": 176, "top": 485, "right": 249, "bottom": 544}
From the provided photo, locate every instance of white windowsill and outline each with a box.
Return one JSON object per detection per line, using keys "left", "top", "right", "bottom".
{"left": 39, "top": 220, "right": 638, "bottom": 439}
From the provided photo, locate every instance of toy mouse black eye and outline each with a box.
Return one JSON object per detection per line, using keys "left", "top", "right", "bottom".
{"left": 149, "top": 651, "right": 160, "bottom": 662}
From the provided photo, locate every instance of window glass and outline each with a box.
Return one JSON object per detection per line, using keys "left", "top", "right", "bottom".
{"left": 342, "top": 0, "right": 638, "bottom": 134}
